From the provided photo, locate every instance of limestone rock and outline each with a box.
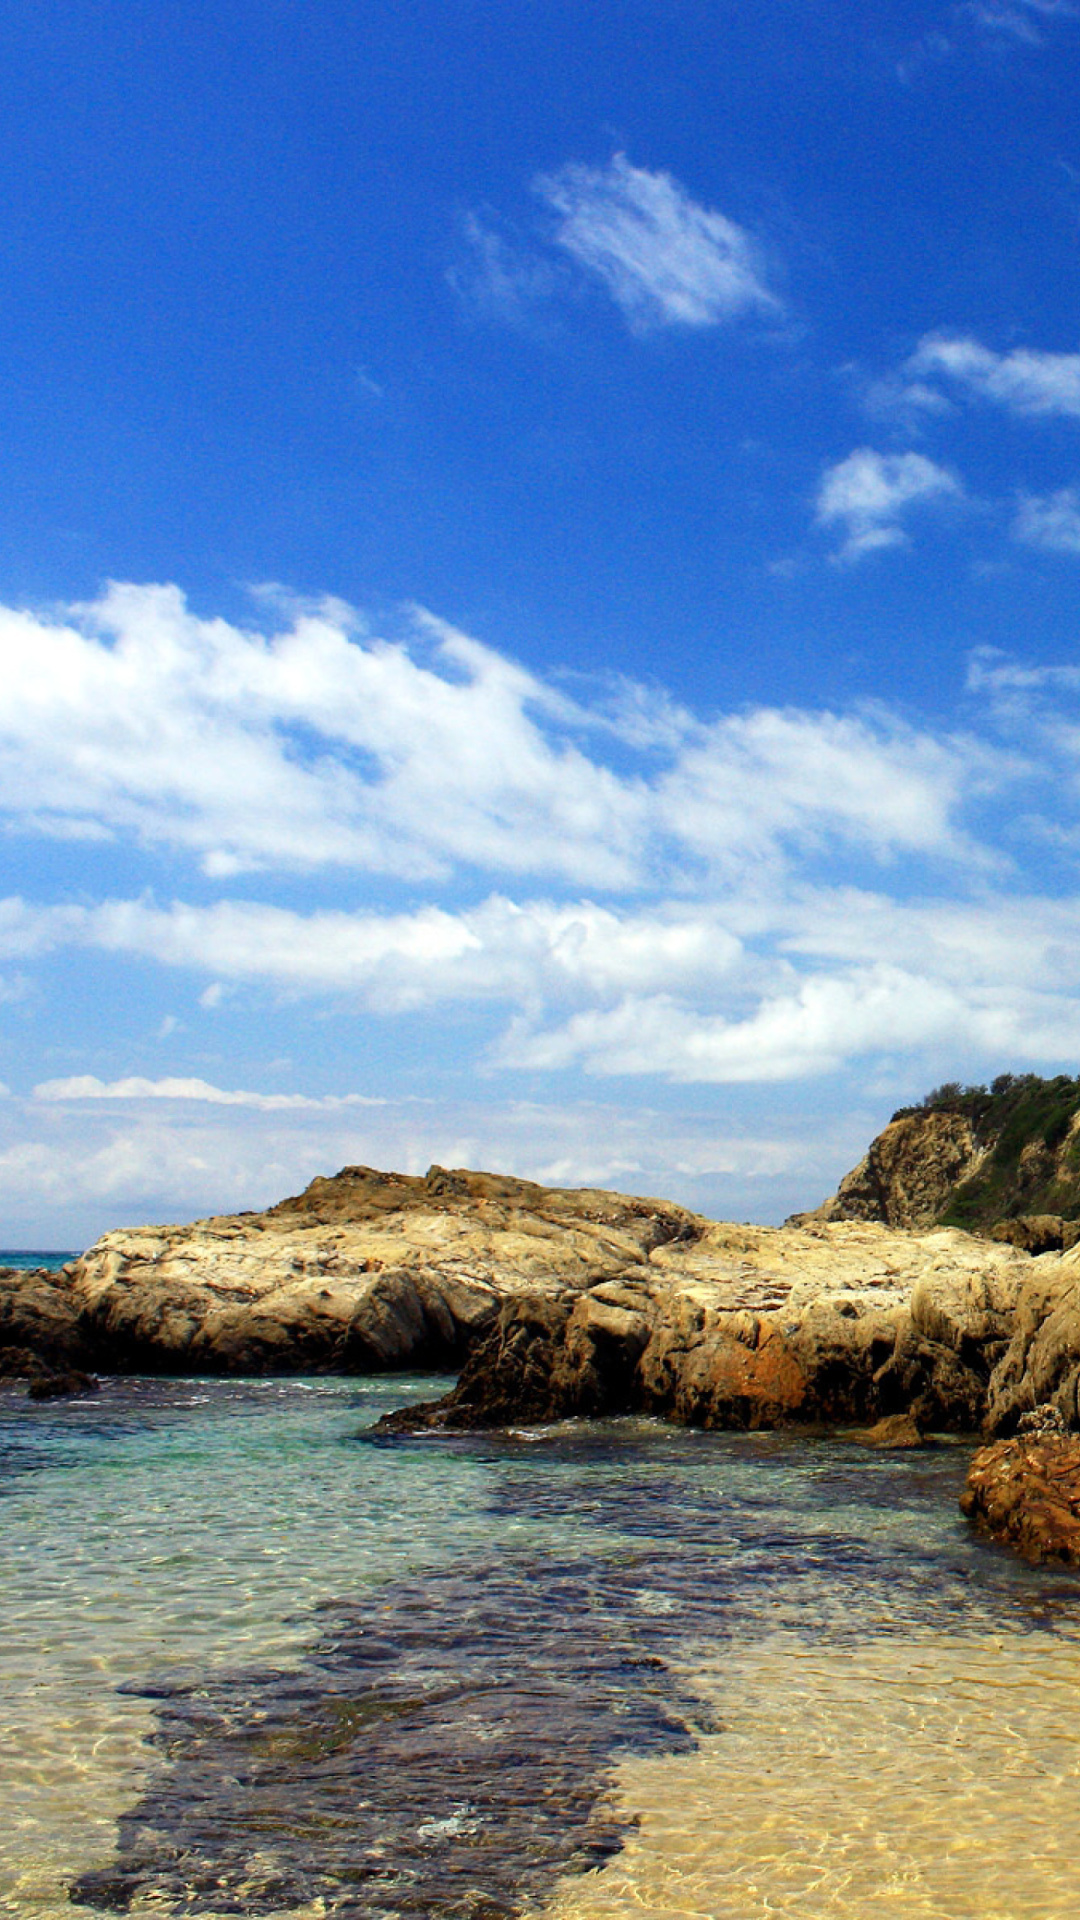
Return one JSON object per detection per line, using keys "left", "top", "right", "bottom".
{"left": 791, "top": 1109, "right": 981, "bottom": 1230}
{"left": 982, "top": 1249, "right": 1080, "bottom": 1434}
{"left": 34, "top": 1164, "right": 702, "bottom": 1377}
{"left": 378, "top": 1218, "right": 1030, "bottom": 1436}
{"left": 11, "top": 1157, "right": 1080, "bottom": 1443}
{"left": 961, "top": 1431, "right": 1080, "bottom": 1563}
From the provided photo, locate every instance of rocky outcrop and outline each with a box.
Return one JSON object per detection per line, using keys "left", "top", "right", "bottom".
{"left": 1, "top": 1164, "right": 700, "bottom": 1378}
{"left": 10, "top": 1155, "right": 1080, "bottom": 1444}
{"left": 961, "top": 1410, "right": 1080, "bottom": 1562}
{"left": 794, "top": 1108, "right": 983, "bottom": 1230}
{"left": 795, "top": 1073, "right": 1080, "bottom": 1236}
{"left": 0, "top": 1264, "right": 97, "bottom": 1373}
{"left": 377, "top": 1218, "right": 1033, "bottom": 1436}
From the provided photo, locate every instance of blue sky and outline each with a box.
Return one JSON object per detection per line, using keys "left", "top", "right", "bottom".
{"left": 6, "top": 0, "right": 1080, "bottom": 1241}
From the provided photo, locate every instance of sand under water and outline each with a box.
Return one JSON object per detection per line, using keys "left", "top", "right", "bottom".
{"left": 2, "top": 1372, "right": 1079, "bottom": 1920}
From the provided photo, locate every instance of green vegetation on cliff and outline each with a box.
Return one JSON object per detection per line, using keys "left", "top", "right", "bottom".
{"left": 893, "top": 1073, "right": 1080, "bottom": 1228}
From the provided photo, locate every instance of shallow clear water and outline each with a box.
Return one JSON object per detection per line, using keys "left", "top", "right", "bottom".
{"left": 2, "top": 1375, "right": 1079, "bottom": 1919}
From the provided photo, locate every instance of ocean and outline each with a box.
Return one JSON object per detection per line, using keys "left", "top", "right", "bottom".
{"left": 2, "top": 1370, "right": 1079, "bottom": 1920}
{"left": 0, "top": 1253, "right": 81, "bottom": 1274}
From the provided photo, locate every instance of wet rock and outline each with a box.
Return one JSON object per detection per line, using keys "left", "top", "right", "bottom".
{"left": 848, "top": 1413, "right": 928, "bottom": 1450}
{"left": 27, "top": 1368, "right": 100, "bottom": 1400}
{"left": 0, "top": 1343, "right": 53, "bottom": 1381}
{"left": 0, "top": 1264, "right": 93, "bottom": 1372}
{"left": 960, "top": 1429, "right": 1080, "bottom": 1563}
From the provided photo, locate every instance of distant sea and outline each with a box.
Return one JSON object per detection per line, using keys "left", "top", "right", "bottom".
{"left": 0, "top": 1250, "right": 80, "bottom": 1272}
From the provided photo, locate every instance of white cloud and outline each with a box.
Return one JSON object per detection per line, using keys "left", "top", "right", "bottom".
{"left": 0, "top": 583, "right": 993, "bottom": 890}
{"left": 815, "top": 449, "right": 962, "bottom": 560}
{"left": 497, "top": 967, "right": 980, "bottom": 1082}
{"left": 32, "top": 1075, "right": 385, "bottom": 1111}
{"left": 0, "top": 584, "right": 647, "bottom": 886}
{"left": 18, "top": 585, "right": 1080, "bottom": 1229}
{"left": 907, "top": 334, "right": 1080, "bottom": 417}
{"left": 534, "top": 155, "right": 778, "bottom": 330}
{"left": 0, "top": 1089, "right": 857, "bottom": 1242}
{"left": 656, "top": 705, "right": 984, "bottom": 863}
{"left": 965, "top": 0, "right": 1078, "bottom": 41}
{"left": 1013, "top": 487, "right": 1080, "bottom": 552}
{"left": 0, "top": 894, "right": 750, "bottom": 1012}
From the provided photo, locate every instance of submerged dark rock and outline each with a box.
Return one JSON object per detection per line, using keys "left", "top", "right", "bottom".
{"left": 69, "top": 1551, "right": 703, "bottom": 1919}
{"left": 27, "top": 1368, "right": 100, "bottom": 1400}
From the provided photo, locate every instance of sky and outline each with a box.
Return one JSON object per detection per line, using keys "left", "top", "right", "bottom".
{"left": 5, "top": 0, "right": 1080, "bottom": 1242}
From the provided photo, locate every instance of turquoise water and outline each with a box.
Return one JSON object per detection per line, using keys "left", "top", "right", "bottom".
{"left": 0, "top": 1251, "right": 80, "bottom": 1273}
{"left": 3, "top": 1374, "right": 1080, "bottom": 1919}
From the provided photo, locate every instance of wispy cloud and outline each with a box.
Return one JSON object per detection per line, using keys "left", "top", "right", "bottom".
{"left": 447, "top": 210, "right": 564, "bottom": 327}
{"left": 1013, "top": 486, "right": 1080, "bottom": 552}
{"left": 32, "top": 1075, "right": 384, "bottom": 1111}
{"left": 0, "top": 583, "right": 985, "bottom": 889}
{"left": 965, "top": 0, "right": 1078, "bottom": 43}
{"left": 906, "top": 334, "right": 1080, "bottom": 416}
{"left": 0, "top": 1087, "right": 845, "bottom": 1240}
{"left": 530, "top": 155, "right": 779, "bottom": 332}
{"left": 815, "top": 449, "right": 963, "bottom": 560}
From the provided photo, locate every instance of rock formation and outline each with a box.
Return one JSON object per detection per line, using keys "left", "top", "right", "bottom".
{"left": 376, "top": 1215, "right": 1032, "bottom": 1437}
{"left": 795, "top": 1072, "right": 1080, "bottom": 1239}
{"left": 961, "top": 1409, "right": 1080, "bottom": 1563}
{"left": 8, "top": 1146, "right": 1080, "bottom": 1456}
{"left": 0, "top": 1164, "right": 700, "bottom": 1380}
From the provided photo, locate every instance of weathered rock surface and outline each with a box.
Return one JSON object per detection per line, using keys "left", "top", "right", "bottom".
{"left": 795, "top": 1073, "right": 1080, "bottom": 1237}
{"left": 793, "top": 1108, "right": 982, "bottom": 1230}
{"left": 376, "top": 1216, "right": 1033, "bottom": 1436}
{"left": 0, "top": 1264, "right": 96, "bottom": 1372}
{"left": 961, "top": 1420, "right": 1080, "bottom": 1563}
{"left": 1, "top": 1165, "right": 700, "bottom": 1378}
{"left": 10, "top": 1156, "right": 1080, "bottom": 1441}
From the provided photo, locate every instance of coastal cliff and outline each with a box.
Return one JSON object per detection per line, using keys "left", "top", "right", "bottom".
{"left": 794, "top": 1072, "right": 1080, "bottom": 1244}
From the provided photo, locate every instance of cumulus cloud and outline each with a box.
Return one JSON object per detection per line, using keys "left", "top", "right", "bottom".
{"left": 0, "top": 894, "right": 751, "bottom": 1015}
{"left": 534, "top": 155, "right": 778, "bottom": 330}
{"left": 17, "top": 582, "right": 1080, "bottom": 1234}
{"left": 907, "top": 334, "right": 1080, "bottom": 417}
{"left": 815, "top": 449, "right": 962, "bottom": 559}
